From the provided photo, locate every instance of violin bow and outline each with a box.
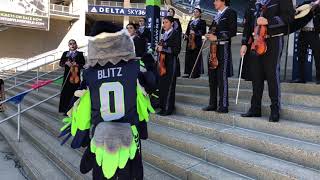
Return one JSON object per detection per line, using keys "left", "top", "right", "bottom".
{"left": 189, "top": 38, "right": 207, "bottom": 78}
{"left": 236, "top": 55, "right": 245, "bottom": 105}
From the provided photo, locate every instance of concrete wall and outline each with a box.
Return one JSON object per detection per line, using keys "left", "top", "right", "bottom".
{"left": 0, "top": 19, "right": 70, "bottom": 59}
{"left": 0, "top": 0, "right": 89, "bottom": 60}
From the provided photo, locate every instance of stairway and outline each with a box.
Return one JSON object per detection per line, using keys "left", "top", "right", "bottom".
{"left": 1, "top": 70, "right": 320, "bottom": 179}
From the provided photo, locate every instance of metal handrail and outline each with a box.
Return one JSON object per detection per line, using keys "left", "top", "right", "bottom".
{"left": 1, "top": 46, "right": 86, "bottom": 79}
{"left": 0, "top": 50, "right": 60, "bottom": 72}
{"left": 50, "top": 3, "right": 80, "bottom": 16}
{"left": 4, "top": 58, "right": 60, "bottom": 81}
{"left": 0, "top": 59, "right": 28, "bottom": 70}
{"left": 5, "top": 67, "right": 62, "bottom": 92}
{"left": 0, "top": 91, "right": 60, "bottom": 141}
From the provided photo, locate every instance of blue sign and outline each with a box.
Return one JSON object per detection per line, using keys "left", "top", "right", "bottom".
{"left": 88, "top": 6, "right": 167, "bottom": 17}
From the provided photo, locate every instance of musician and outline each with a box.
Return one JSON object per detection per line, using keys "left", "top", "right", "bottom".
{"left": 126, "top": 23, "right": 146, "bottom": 57}
{"left": 291, "top": 0, "right": 320, "bottom": 84}
{"left": 184, "top": 8, "right": 207, "bottom": 78}
{"left": 166, "top": 8, "right": 183, "bottom": 36}
{"left": 240, "top": 0, "right": 295, "bottom": 122}
{"left": 167, "top": 7, "right": 182, "bottom": 77}
{"left": 59, "top": 39, "right": 85, "bottom": 115}
{"left": 202, "top": 0, "right": 237, "bottom": 113}
{"left": 138, "top": 17, "right": 151, "bottom": 44}
{"left": 157, "top": 16, "right": 181, "bottom": 116}
{"left": 239, "top": 0, "right": 256, "bottom": 81}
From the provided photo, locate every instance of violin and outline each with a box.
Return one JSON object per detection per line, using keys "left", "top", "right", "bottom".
{"left": 251, "top": 4, "right": 267, "bottom": 56}
{"left": 188, "top": 25, "right": 197, "bottom": 50}
{"left": 69, "top": 63, "right": 80, "bottom": 84}
{"left": 209, "top": 21, "right": 219, "bottom": 69}
{"left": 157, "top": 40, "right": 166, "bottom": 77}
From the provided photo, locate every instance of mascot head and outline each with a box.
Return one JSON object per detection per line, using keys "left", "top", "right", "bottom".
{"left": 87, "top": 21, "right": 137, "bottom": 67}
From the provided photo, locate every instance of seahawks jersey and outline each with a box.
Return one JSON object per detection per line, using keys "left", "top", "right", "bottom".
{"left": 82, "top": 60, "right": 140, "bottom": 126}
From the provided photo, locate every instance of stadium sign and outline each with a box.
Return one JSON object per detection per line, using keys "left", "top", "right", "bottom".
{"left": 0, "top": 0, "right": 50, "bottom": 31}
{"left": 88, "top": 6, "right": 167, "bottom": 17}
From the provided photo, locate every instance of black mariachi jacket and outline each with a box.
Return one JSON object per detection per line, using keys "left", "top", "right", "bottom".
{"left": 298, "top": 0, "right": 320, "bottom": 33}
{"left": 162, "top": 29, "right": 181, "bottom": 56}
{"left": 242, "top": 0, "right": 257, "bottom": 46}
{"left": 242, "top": 0, "right": 295, "bottom": 46}
{"left": 185, "top": 19, "right": 207, "bottom": 48}
{"left": 210, "top": 8, "right": 237, "bottom": 42}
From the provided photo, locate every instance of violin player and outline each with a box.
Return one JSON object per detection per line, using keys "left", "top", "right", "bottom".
{"left": 156, "top": 16, "right": 181, "bottom": 116}
{"left": 183, "top": 8, "right": 207, "bottom": 79}
{"left": 291, "top": 0, "right": 320, "bottom": 84}
{"left": 59, "top": 39, "right": 85, "bottom": 116}
{"left": 202, "top": 0, "right": 237, "bottom": 113}
{"left": 240, "top": 0, "right": 295, "bottom": 122}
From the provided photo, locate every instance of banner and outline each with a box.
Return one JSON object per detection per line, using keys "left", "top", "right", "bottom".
{"left": 146, "top": 0, "right": 161, "bottom": 51}
{"left": 88, "top": 6, "right": 167, "bottom": 17}
{"left": 0, "top": 0, "right": 50, "bottom": 30}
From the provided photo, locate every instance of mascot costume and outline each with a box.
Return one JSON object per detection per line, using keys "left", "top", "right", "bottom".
{"left": 59, "top": 21, "right": 155, "bottom": 180}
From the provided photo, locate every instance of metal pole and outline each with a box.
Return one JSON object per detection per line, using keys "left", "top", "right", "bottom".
{"left": 14, "top": 77, "right": 17, "bottom": 86}
{"left": 36, "top": 68, "right": 39, "bottom": 92}
{"left": 17, "top": 103, "right": 21, "bottom": 142}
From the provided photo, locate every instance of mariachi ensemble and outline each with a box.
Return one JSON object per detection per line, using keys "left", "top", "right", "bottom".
{"left": 150, "top": 0, "right": 320, "bottom": 123}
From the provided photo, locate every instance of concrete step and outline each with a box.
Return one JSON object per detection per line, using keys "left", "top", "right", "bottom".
{"left": 4, "top": 88, "right": 179, "bottom": 180}
{"left": 173, "top": 102, "right": 320, "bottom": 145}
{"left": 176, "top": 92, "right": 320, "bottom": 127}
{"left": 8, "top": 87, "right": 247, "bottom": 180}
{"left": 142, "top": 140, "right": 250, "bottom": 180}
{"left": 0, "top": 117, "right": 69, "bottom": 180}
{"left": 4, "top": 72, "right": 62, "bottom": 84}
{"left": 3, "top": 103, "right": 90, "bottom": 180}
{"left": 176, "top": 84, "right": 320, "bottom": 109}
{"left": 151, "top": 114, "right": 320, "bottom": 170}
{"left": 177, "top": 77, "right": 320, "bottom": 96}
{"left": 147, "top": 122, "right": 320, "bottom": 179}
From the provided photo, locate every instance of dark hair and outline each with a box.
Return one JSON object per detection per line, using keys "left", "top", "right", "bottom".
{"left": 68, "top": 39, "right": 76, "bottom": 44}
{"left": 222, "top": 0, "right": 230, "bottom": 6}
{"left": 139, "top": 17, "right": 146, "bottom": 23}
{"left": 168, "top": 8, "right": 175, "bottom": 15}
{"left": 194, "top": 8, "right": 202, "bottom": 14}
{"left": 163, "top": 16, "right": 174, "bottom": 23}
{"left": 89, "top": 21, "right": 123, "bottom": 36}
{"left": 126, "top": 23, "right": 137, "bottom": 30}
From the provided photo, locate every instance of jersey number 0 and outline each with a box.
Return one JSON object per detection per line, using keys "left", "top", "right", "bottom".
{"left": 100, "top": 82, "right": 125, "bottom": 121}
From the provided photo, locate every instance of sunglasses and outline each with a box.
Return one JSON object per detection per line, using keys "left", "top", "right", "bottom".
{"left": 126, "top": 27, "right": 134, "bottom": 29}
{"left": 69, "top": 43, "right": 76, "bottom": 45}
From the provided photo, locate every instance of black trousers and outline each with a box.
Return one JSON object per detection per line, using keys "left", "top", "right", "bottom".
{"left": 185, "top": 48, "right": 203, "bottom": 78}
{"left": 250, "top": 37, "right": 283, "bottom": 112}
{"left": 159, "top": 56, "right": 177, "bottom": 114}
{"left": 208, "top": 44, "right": 232, "bottom": 109}
{"left": 297, "top": 31, "right": 320, "bottom": 81}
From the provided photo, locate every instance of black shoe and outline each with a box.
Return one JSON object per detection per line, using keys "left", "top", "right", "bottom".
{"left": 159, "top": 111, "right": 173, "bottom": 116}
{"left": 217, "top": 107, "right": 228, "bottom": 113}
{"left": 269, "top": 108, "right": 280, "bottom": 122}
{"left": 190, "top": 75, "right": 200, "bottom": 79}
{"left": 316, "top": 81, "right": 320, "bottom": 85}
{"left": 241, "top": 110, "right": 261, "bottom": 117}
{"left": 202, "top": 105, "right": 217, "bottom": 111}
{"left": 182, "top": 75, "right": 189, "bottom": 78}
{"left": 290, "top": 79, "right": 306, "bottom": 83}
{"left": 157, "top": 110, "right": 165, "bottom": 115}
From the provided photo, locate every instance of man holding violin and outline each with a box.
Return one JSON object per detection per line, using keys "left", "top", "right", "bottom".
{"left": 203, "top": 0, "right": 237, "bottom": 113}
{"left": 240, "top": 0, "right": 295, "bottom": 122}
{"left": 59, "top": 39, "right": 85, "bottom": 116}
